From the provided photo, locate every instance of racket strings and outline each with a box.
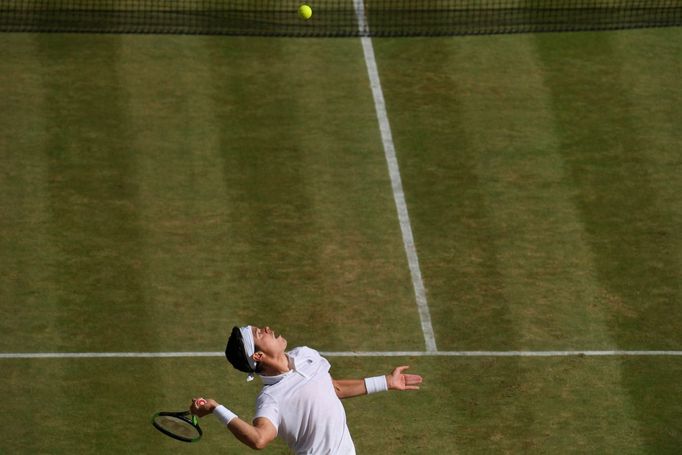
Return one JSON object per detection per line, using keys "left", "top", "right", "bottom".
{"left": 153, "top": 414, "right": 202, "bottom": 441}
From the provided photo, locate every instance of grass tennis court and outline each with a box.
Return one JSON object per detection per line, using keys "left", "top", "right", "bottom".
{"left": 1, "top": 27, "right": 681, "bottom": 453}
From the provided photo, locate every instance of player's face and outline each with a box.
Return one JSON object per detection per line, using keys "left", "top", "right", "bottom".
{"left": 252, "top": 325, "right": 287, "bottom": 355}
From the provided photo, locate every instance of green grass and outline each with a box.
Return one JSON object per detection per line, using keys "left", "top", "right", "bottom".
{"left": 1, "top": 26, "right": 681, "bottom": 453}
{"left": 0, "top": 34, "right": 424, "bottom": 353}
{"left": 374, "top": 29, "right": 682, "bottom": 352}
{"left": 1, "top": 356, "right": 681, "bottom": 453}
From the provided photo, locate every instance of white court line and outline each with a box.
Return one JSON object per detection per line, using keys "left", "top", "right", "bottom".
{"left": 328, "top": 351, "right": 682, "bottom": 357}
{"left": 2, "top": 351, "right": 681, "bottom": 359}
{"left": 354, "top": 0, "right": 438, "bottom": 352}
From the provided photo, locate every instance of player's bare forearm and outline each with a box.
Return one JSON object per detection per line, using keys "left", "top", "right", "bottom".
{"left": 333, "top": 378, "right": 370, "bottom": 399}
{"left": 191, "top": 399, "right": 276, "bottom": 450}
{"left": 333, "top": 366, "right": 423, "bottom": 399}
{"left": 227, "top": 417, "right": 277, "bottom": 450}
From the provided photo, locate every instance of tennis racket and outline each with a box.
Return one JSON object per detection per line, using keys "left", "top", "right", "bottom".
{"left": 151, "top": 399, "right": 205, "bottom": 443}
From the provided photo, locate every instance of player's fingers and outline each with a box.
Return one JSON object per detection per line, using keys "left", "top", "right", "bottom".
{"left": 393, "top": 365, "right": 410, "bottom": 375}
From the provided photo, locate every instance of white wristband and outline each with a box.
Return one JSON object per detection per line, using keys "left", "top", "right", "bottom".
{"left": 213, "top": 405, "right": 238, "bottom": 426}
{"left": 364, "top": 375, "right": 389, "bottom": 394}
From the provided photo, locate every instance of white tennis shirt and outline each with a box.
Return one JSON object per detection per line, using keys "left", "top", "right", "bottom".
{"left": 254, "top": 347, "right": 356, "bottom": 455}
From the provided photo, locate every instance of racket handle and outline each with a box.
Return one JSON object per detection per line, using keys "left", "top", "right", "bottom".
{"left": 196, "top": 398, "right": 207, "bottom": 406}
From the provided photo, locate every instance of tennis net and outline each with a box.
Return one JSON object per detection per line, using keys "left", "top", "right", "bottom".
{"left": 1, "top": 0, "right": 681, "bottom": 36}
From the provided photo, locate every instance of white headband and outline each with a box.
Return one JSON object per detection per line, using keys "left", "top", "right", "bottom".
{"left": 239, "top": 325, "right": 257, "bottom": 381}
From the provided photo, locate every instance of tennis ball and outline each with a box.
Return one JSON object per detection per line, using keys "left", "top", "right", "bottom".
{"left": 298, "top": 4, "right": 312, "bottom": 20}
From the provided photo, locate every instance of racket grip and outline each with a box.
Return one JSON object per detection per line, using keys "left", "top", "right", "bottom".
{"left": 196, "top": 398, "right": 207, "bottom": 406}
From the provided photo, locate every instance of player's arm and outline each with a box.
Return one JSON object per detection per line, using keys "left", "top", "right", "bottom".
{"left": 226, "top": 416, "right": 277, "bottom": 450}
{"left": 332, "top": 378, "right": 368, "bottom": 398}
{"left": 332, "top": 365, "right": 423, "bottom": 399}
{"left": 191, "top": 399, "right": 277, "bottom": 450}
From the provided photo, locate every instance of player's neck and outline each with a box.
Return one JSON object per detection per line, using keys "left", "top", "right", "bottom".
{"left": 261, "top": 352, "right": 291, "bottom": 376}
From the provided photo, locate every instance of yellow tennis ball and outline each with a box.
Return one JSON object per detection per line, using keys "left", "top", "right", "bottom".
{"left": 298, "top": 4, "right": 312, "bottom": 20}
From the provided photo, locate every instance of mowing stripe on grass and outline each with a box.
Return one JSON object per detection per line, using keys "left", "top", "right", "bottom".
{"left": 450, "top": 35, "right": 618, "bottom": 349}
{"left": 355, "top": 0, "right": 437, "bottom": 352}
{"left": 0, "top": 34, "right": 57, "bottom": 353}
{"left": 2, "top": 351, "right": 681, "bottom": 359}
{"left": 446, "top": 35, "right": 646, "bottom": 447}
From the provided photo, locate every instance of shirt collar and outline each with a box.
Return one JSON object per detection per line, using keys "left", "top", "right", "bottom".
{"left": 259, "top": 352, "right": 309, "bottom": 385}
{"left": 260, "top": 370, "right": 293, "bottom": 385}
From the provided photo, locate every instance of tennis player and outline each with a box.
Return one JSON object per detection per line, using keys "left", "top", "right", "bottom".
{"left": 191, "top": 325, "right": 422, "bottom": 453}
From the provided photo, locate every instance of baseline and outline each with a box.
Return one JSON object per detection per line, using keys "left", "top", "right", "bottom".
{"left": 2, "top": 351, "right": 681, "bottom": 359}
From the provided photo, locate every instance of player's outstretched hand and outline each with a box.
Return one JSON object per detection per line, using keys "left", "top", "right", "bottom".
{"left": 387, "top": 365, "right": 423, "bottom": 391}
{"left": 190, "top": 397, "right": 218, "bottom": 417}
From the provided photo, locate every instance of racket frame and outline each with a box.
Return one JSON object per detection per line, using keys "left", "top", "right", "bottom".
{"left": 151, "top": 410, "right": 203, "bottom": 443}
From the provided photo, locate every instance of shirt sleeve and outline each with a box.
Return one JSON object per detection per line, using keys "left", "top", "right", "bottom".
{"left": 254, "top": 392, "right": 280, "bottom": 431}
